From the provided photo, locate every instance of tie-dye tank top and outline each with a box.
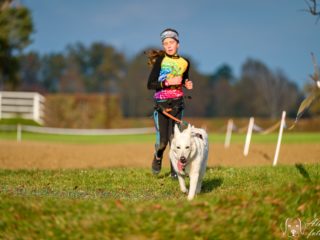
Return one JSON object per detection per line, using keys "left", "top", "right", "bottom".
{"left": 154, "top": 55, "right": 189, "bottom": 100}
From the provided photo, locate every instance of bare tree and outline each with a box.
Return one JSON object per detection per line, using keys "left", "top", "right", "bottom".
{"left": 239, "top": 59, "right": 300, "bottom": 119}
{"left": 289, "top": 53, "right": 320, "bottom": 129}
{"left": 302, "top": 0, "right": 320, "bottom": 23}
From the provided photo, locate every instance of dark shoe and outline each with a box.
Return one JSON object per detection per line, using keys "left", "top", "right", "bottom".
{"left": 170, "top": 172, "right": 178, "bottom": 180}
{"left": 152, "top": 155, "right": 162, "bottom": 175}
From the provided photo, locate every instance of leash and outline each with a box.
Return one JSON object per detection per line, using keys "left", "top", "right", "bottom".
{"left": 153, "top": 96, "right": 192, "bottom": 127}
{"left": 162, "top": 109, "right": 188, "bottom": 126}
{"left": 157, "top": 105, "right": 189, "bottom": 126}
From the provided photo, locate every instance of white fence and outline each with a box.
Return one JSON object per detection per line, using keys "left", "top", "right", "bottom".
{"left": 0, "top": 124, "right": 155, "bottom": 142}
{"left": 0, "top": 91, "right": 45, "bottom": 124}
{"left": 224, "top": 111, "right": 287, "bottom": 166}
{"left": 19, "top": 125, "right": 154, "bottom": 135}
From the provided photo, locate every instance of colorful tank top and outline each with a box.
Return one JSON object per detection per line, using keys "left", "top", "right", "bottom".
{"left": 154, "top": 55, "right": 189, "bottom": 100}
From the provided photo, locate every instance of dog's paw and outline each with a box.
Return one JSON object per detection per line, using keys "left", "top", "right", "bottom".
{"left": 180, "top": 188, "right": 188, "bottom": 194}
{"left": 187, "top": 194, "right": 195, "bottom": 201}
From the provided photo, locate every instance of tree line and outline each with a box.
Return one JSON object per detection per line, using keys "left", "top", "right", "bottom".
{"left": 0, "top": 0, "right": 311, "bottom": 119}
{"left": 12, "top": 43, "right": 304, "bottom": 119}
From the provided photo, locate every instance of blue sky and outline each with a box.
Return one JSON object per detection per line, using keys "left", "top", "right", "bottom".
{"left": 23, "top": 0, "right": 320, "bottom": 88}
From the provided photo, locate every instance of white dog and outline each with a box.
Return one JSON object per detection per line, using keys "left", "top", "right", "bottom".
{"left": 169, "top": 124, "right": 209, "bottom": 200}
{"left": 283, "top": 218, "right": 303, "bottom": 238}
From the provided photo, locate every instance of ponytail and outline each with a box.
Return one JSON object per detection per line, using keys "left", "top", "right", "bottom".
{"left": 144, "top": 49, "right": 165, "bottom": 66}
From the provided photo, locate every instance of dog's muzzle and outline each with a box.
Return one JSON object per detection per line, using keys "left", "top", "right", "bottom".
{"left": 178, "top": 156, "right": 187, "bottom": 172}
{"left": 180, "top": 156, "right": 187, "bottom": 164}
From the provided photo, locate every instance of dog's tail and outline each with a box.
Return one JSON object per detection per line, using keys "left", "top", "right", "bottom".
{"left": 201, "top": 125, "right": 208, "bottom": 132}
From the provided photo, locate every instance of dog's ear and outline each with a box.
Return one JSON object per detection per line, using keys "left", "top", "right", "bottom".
{"left": 174, "top": 124, "right": 181, "bottom": 136}
{"left": 284, "top": 218, "right": 290, "bottom": 234}
{"left": 186, "top": 124, "right": 192, "bottom": 135}
{"left": 201, "top": 125, "right": 207, "bottom": 132}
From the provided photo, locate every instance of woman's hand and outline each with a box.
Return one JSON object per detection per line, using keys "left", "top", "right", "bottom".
{"left": 184, "top": 79, "right": 193, "bottom": 90}
{"left": 166, "top": 76, "right": 182, "bottom": 86}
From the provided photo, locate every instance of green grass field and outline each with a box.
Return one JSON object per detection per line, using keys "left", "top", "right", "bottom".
{"left": 1, "top": 131, "right": 320, "bottom": 144}
{"left": 1, "top": 130, "right": 319, "bottom": 238}
{"left": 0, "top": 164, "right": 319, "bottom": 239}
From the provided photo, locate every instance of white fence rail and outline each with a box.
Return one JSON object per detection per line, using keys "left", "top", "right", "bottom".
{"left": 0, "top": 124, "right": 155, "bottom": 136}
{"left": 224, "top": 111, "right": 288, "bottom": 166}
{"left": 0, "top": 91, "right": 45, "bottom": 124}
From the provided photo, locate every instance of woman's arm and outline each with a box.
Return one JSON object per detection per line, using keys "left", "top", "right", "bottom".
{"left": 182, "top": 59, "right": 193, "bottom": 89}
{"left": 182, "top": 59, "right": 190, "bottom": 85}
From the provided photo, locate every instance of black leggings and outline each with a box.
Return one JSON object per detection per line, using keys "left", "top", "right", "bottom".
{"left": 153, "top": 98, "right": 184, "bottom": 158}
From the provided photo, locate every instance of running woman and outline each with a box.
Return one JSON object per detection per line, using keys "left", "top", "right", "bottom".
{"left": 147, "top": 28, "right": 193, "bottom": 178}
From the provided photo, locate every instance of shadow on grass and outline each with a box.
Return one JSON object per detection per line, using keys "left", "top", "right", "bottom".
{"left": 202, "top": 177, "right": 223, "bottom": 193}
{"left": 295, "top": 163, "right": 311, "bottom": 182}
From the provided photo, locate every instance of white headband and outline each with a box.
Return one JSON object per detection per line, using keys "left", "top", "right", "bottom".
{"left": 160, "top": 30, "right": 179, "bottom": 42}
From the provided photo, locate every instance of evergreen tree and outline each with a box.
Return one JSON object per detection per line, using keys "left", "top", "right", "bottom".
{"left": 0, "top": 0, "right": 33, "bottom": 90}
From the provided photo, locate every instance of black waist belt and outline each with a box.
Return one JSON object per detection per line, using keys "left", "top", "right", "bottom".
{"left": 154, "top": 97, "right": 184, "bottom": 110}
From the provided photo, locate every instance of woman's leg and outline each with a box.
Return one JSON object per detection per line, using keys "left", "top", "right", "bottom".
{"left": 168, "top": 107, "right": 183, "bottom": 178}
{"left": 152, "top": 110, "right": 170, "bottom": 174}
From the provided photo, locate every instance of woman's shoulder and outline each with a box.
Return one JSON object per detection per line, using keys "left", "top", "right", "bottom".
{"left": 152, "top": 54, "right": 165, "bottom": 66}
{"left": 156, "top": 54, "right": 165, "bottom": 61}
{"left": 179, "top": 55, "right": 190, "bottom": 66}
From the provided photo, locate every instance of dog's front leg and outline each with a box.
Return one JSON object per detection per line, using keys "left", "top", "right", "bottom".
{"left": 188, "top": 173, "right": 199, "bottom": 200}
{"left": 177, "top": 175, "right": 188, "bottom": 194}
{"left": 196, "top": 178, "right": 203, "bottom": 194}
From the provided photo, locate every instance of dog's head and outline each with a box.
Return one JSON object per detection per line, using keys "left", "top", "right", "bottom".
{"left": 171, "top": 124, "right": 194, "bottom": 171}
{"left": 283, "top": 218, "right": 303, "bottom": 237}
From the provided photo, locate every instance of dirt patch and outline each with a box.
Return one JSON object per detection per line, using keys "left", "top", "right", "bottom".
{"left": 0, "top": 140, "right": 319, "bottom": 170}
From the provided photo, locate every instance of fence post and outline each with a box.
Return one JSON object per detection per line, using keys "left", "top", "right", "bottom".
{"left": 17, "top": 124, "right": 22, "bottom": 142}
{"left": 33, "top": 93, "right": 40, "bottom": 123}
{"left": 273, "top": 111, "right": 286, "bottom": 167}
{"left": 243, "top": 117, "right": 254, "bottom": 156}
{"left": 224, "top": 119, "right": 233, "bottom": 148}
